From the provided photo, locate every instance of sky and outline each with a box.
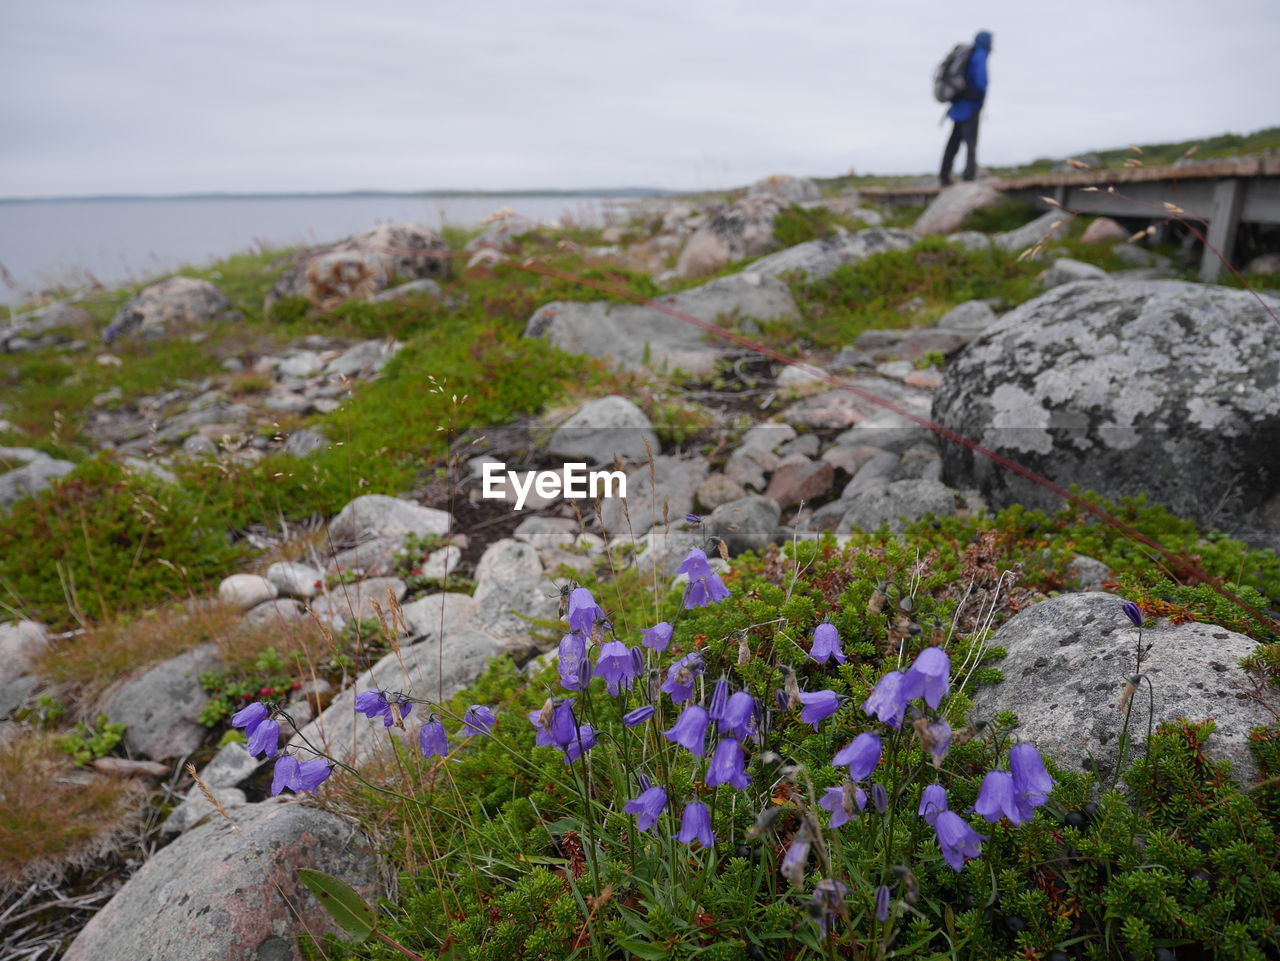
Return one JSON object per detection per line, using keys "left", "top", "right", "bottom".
{"left": 1, "top": 0, "right": 1277, "bottom": 198}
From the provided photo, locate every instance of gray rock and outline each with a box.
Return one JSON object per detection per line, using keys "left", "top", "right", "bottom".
{"left": 708, "top": 495, "right": 782, "bottom": 555}
{"left": 199, "top": 740, "right": 269, "bottom": 789}
{"left": 475, "top": 538, "right": 543, "bottom": 585}
{"left": 277, "top": 351, "right": 326, "bottom": 377}
{"left": 948, "top": 230, "right": 992, "bottom": 251}
{"left": 821, "top": 443, "right": 885, "bottom": 478}
{"left": 838, "top": 479, "right": 958, "bottom": 533}
{"left": 325, "top": 339, "right": 402, "bottom": 379}
{"left": 994, "top": 209, "right": 1068, "bottom": 254}
{"left": 913, "top": 183, "right": 1001, "bottom": 236}
{"left": 311, "top": 577, "right": 406, "bottom": 627}
{"left": 842, "top": 450, "right": 900, "bottom": 496}
{"left": 1067, "top": 554, "right": 1112, "bottom": 592}
{"left": 936, "top": 299, "right": 998, "bottom": 331}
{"left": 292, "top": 628, "right": 505, "bottom": 765}
{"left": 835, "top": 410, "right": 931, "bottom": 454}
{"left": 243, "top": 598, "right": 305, "bottom": 626}
{"left": 180, "top": 433, "right": 218, "bottom": 457}
{"left": 775, "top": 363, "right": 826, "bottom": 394}
{"left": 283, "top": 427, "right": 329, "bottom": 457}
{"left": 1112, "top": 243, "right": 1161, "bottom": 268}
{"left": 675, "top": 195, "right": 784, "bottom": 276}
{"left": 1245, "top": 252, "right": 1280, "bottom": 276}
{"left": 1080, "top": 217, "right": 1128, "bottom": 244}
{"left": 741, "top": 423, "right": 798, "bottom": 451}
{"left": 778, "top": 433, "right": 821, "bottom": 458}
{"left": 420, "top": 545, "right": 462, "bottom": 579}
{"left": 470, "top": 575, "right": 556, "bottom": 656}
{"left": 748, "top": 228, "right": 917, "bottom": 281}
{"left": 372, "top": 278, "right": 442, "bottom": 302}
{"left": 1042, "top": 257, "right": 1108, "bottom": 288}
{"left": 0, "top": 620, "right": 48, "bottom": 717}
{"left": 102, "top": 645, "right": 220, "bottom": 760}
{"left": 0, "top": 454, "right": 75, "bottom": 510}
{"left": 748, "top": 173, "right": 821, "bottom": 203}
{"left": 697, "top": 473, "right": 748, "bottom": 510}
{"left": 630, "top": 528, "right": 705, "bottom": 579}
{"left": 512, "top": 516, "right": 579, "bottom": 551}
{"left": 217, "top": 574, "right": 278, "bottom": 611}
{"left": 162, "top": 786, "right": 248, "bottom": 835}
{"left": 266, "top": 561, "right": 323, "bottom": 599}
{"left": 598, "top": 455, "right": 708, "bottom": 539}
{"left": 764, "top": 457, "right": 835, "bottom": 509}
{"left": 896, "top": 442, "right": 942, "bottom": 481}
{"left": 324, "top": 535, "right": 401, "bottom": 576}
{"left": 400, "top": 592, "right": 478, "bottom": 638}
{"left": 64, "top": 798, "right": 383, "bottom": 961}
{"left": 548, "top": 395, "right": 658, "bottom": 465}
{"left": 968, "top": 592, "right": 1274, "bottom": 781}
{"left": 524, "top": 272, "right": 797, "bottom": 377}
{"left": 931, "top": 280, "right": 1280, "bottom": 533}
{"left": 104, "top": 277, "right": 235, "bottom": 344}
{"left": 783, "top": 377, "right": 933, "bottom": 429}
{"left": 329, "top": 494, "right": 451, "bottom": 545}
{"left": 123, "top": 457, "right": 177, "bottom": 485}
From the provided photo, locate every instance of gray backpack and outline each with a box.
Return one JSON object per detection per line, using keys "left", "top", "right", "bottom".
{"left": 933, "top": 43, "right": 973, "bottom": 102}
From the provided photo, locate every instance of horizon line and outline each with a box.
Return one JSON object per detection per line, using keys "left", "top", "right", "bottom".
{"left": 0, "top": 187, "right": 684, "bottom": 204}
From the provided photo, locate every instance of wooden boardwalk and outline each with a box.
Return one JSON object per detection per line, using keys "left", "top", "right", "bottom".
{"left": 863, "top": 156, "right": 1280, "bottom": 280}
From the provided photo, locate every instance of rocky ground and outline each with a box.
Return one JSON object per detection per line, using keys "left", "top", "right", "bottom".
{"left": 1, "top": 174, "right": 1278, "bottom": 959}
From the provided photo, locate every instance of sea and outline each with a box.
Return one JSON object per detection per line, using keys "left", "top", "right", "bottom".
{"left": 0, "top": 192, "right": 659, "bottom": 307}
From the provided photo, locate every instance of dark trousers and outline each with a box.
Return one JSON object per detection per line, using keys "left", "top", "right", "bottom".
{"left": 940, "top": 114, "right": 980, "bottom": 184}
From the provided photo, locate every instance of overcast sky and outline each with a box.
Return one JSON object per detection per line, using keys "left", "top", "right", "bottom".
{"left": 2, "top": 0, "right": 1277, "bottom": 198}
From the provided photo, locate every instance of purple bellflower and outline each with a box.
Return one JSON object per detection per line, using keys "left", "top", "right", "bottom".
{"left": 972, "top": 770, "right": 1031, "bottom": 826}
{"left": 664, "top": 704, "right": 710, "bottom": 757}
{"left": 933, "top": 810, "right": 987, "bottom": 871}
{"left": 270, "top": 754, "right": 332, "bottom": 795}
{"left": 811, "top": 879, "right": 849, "bottom": 941}
{"left": 419, "top": 717, "right": 450, "bottom": 758}
{"left": 594, "top": 641, "right": 640, "bottom": 695}
{"left": 674, "top": 801, "right": 715, "bottom": 846}
{"left": 875, "top": 884, "right": 891, "bottom": 922}
{"left": 819, "top": 781, "right": 867, "bottom": 828}
{"left": 1010, "top": 743, "right": 1057, "bottom": 811}
{"left": 799, "top": 689, "right": 841, "bottom": 731}
{"left": 563, "top": 724, "right": 597, "bottom": 765}
{"left": 903, "top": 646, "right": 950, "bottom": 710}
{"left": 719, "top": 691, "right": 756, "bottom": 740}
{"left": 462, "top": 705, "right": 497, "bottom": 737}
{"left": 871, "top": 783, "right": 888, "bottom": 814}
{"left": 707, "top": 677, "right": 730, "bottom": 722}
{"left": 231, "top": 702, "right": 269, "bottom": 736}
{"left": 566, "top": 587, "right": 606, "bottom": 637}
{"left": 661, "top": 652, "right": 703, "bottom": 704}
{"left": 622, "top": 704, "right": 655, "bottom": 727}
{"left": 557, "top": 633, "right": 591, "bottom": 692}
{"left": 862, "top": 670, "right": 910, "bottom": 729}
{"left": 922, "top": 720, "right": 952, "bottom": 768}
{"left": 833, "top": 732, "right": 882, "bottom": 780}
{"left": 354, "top": 690, "right": 413, "bottom": 727}
{"left": 705, "top": 738, "right": 750, "bottom": 790}
{"left": 918, "top": 784, "right": 948, "bottom": 825}
{"left": 549, "top": 698, "right": 578, "bottom": 747}
{"left": 642, "top": 622, "right": 673, "bottom": 652}
{"left": 781, "top": 835, "right": 811, "bottom": 885}
{"left": 246, "top": 716, "right": 280, "bottom": 758}
{"left": 624, "top": 786, "right": 668, "bottom": 832}
{"left": 809, "top": 622, "right": 846, "bottom": 665}
{"left": 1121, "top": 599, "right": 1144, "bottom": 627}
{"left": 684, "top": 512, "right": 701, "bottom": 525}
{"left": 678, "top": 548, "right": 731, "bottom": 609}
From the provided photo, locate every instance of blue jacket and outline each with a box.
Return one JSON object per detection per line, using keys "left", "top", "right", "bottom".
{"left": 947, "top": 46, "right": 988, "bottom": 122}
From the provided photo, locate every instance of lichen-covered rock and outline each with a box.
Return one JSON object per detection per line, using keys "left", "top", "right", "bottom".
{"left": 548, "top": 395, "right": 658, "bottom": 465}
{"left": 675, "top": 195, "right": 784, "bottom": 276}
{"left": 748, "top": 174, "right": 821, "bottom": 203}
{"left": 749, "top": 228, "right": 918, "bottom": 281}
{"left": 64, "top": 798, "right": 382, "bottom": 961}
{"left": 267, "top": 222, "right": 449, "bottom": 312}
{"left": 104, "top": 277, "right": 235, "bottom": 344}
{"left": 969, "top": 592, "right": 1273, "bottom": 781}
{"left": 932, "top": 280, "right": 1280, "bottom": 535}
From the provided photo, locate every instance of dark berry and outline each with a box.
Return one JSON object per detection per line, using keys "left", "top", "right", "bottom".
{"left": 1047, "top": 953, "right": 1070, "bottom": 961}
{"left": 1065, "top": 811, "right": 1086, "bottom": 828}
{"left": 1003, "top": 915, "right": 1028, "bottom": 933}
{"left": 1190, "top": 869, "right": 1211, "bottom": 886}
{"left": 1154, "top": 949, "right": 1175, "bottom": 961}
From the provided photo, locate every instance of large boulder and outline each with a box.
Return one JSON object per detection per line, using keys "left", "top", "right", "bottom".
{"left": 675, "top": 195, "right": 784, "bottom": 277}
{"left": 748, "top": 228, "right": 917, "bottom": 281}
{"left": 103, "top": 277, "right": 236, "bottom": 344}
{"left": 913, "top": 183, "right": 1001, "bottom": 236}
{"left": 969, "top": 592, "right": 1274, "bottom": 781}
{"left": 267, "top": 222, "right": 449, "bottom": 312}
{"left": 63, "top": 798, "right": 382, "bottom": 961}
{"left": 525, "top": 272, "right": 797, "bottom": 376}
{"left": 931, "top": 281, "right": 1280, "bottom": 535}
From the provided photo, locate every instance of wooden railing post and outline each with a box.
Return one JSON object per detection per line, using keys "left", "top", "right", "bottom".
{"left": 1199, "top": 178, "right": 1243, "bottom": 283}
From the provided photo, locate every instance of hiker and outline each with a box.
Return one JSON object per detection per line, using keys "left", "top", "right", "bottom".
{"left": 939, "top": 30, "right": 993, "bottom": 186}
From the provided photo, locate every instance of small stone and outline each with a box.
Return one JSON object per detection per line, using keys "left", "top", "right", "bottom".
{"left": 708, "top": 495, "right": 781, "bottom": 555}
{"left": 1041, "top": 258, "right": 1108, "bottom": 289}
{"left": 266, "top": 561, "right": 323, "bottom": 599}
{"left": 243, "top": 598, "right": 305, "bottom": 626}
{"left": 400, "top": 592, "right": 478, "bottom": 638}
{"left": 181, "top": 433, "right": 218, "bottom": 457}
{"left": 838, "top": 479, "right": 958, "bottom": 534}
{"left": 218, "top": 574, "right": 278, "bottom": 611}
{"left": 548, "top": 395, "right": 658, "bottom": 464}
{"left": 329, "top": 495, "right": 451, "bottom": 545}
{"left": 820, "top": 444, "right": 884, "bottom": 477}
{"left": 936, "top": 299, "right": 998, "bottom": 331}
{"left": 419, "top": 545, "right": 462, "bottom": 579}
{"left": 310, "top": 577, "right": 407, "bottom": 627}
{"left": 92, "top": 757, "right": 171, "bottom": 779}
{"left": 764, "top": 458, "right": 835, "bottom": 509}
{"left": 697, "top": 473, "right": 748, "bottom": 511}
{"left": 475, "top": 539, "right": 542, "bottom": 585}
{"left": 776, "top": 364, "right": 826, "bottom": 396}
{"left": 1079, "top": 217, "right": 1128, "bottom": 244}
{"left": 512, "top": 516, "right": 579, "bottom": 550}
{"left": 283, "top": 428, "right": 329, "bottom": 457}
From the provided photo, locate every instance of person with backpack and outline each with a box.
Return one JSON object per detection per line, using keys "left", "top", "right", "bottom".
{"left": 937, "top": 30, "right": 993, "bottom": 186}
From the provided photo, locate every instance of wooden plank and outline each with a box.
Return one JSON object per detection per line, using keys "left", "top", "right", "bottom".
{"left": 1200, "top": 179, "right": 1244, "bottom": 282}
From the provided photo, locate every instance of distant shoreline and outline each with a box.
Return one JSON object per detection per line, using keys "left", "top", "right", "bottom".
{"left": 0, "top": 188, "right": 676, "bottom": 205}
